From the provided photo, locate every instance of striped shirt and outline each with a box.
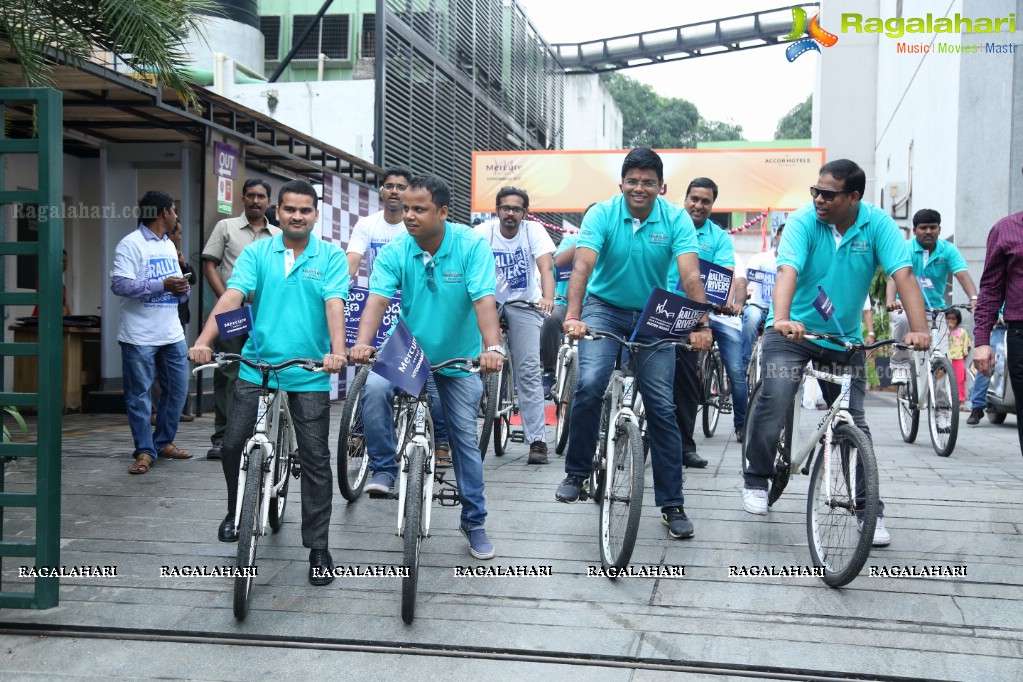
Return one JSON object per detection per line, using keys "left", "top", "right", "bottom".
{"left": 975, "top": 211, "right": 1023, "bottom": 346}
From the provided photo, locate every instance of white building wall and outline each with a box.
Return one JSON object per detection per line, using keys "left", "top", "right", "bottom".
{"left": 815, "top": 0, "right": 881, "bottom": 201}
{"left": 224, "top": 78, "right": 376, "bottom": 163}
{"left": 562, "top": 74, "right": 623, "bottom": 150}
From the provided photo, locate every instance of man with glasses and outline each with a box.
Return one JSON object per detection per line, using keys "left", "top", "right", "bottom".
{"left": 671, "top": 177, "right": 749, "bottom": 462}
{"left": 346, "top": 167, "right": 413, "bottom": 278}
{"left": 741, "top": 159, "right": 930, "bottom": 549}
{"left": 886, "top": 209, "right": 977, "bottom": 395}
{"left": 350, "top": 175, "right": 505, "bottom": 560}
{"left": 201, "top": 178, "right": 279, "bottom": 463}
{"left": 557, "top": 147, "right": 713, "bottom": 540}
{"left": 475, "top": 187, "right": 556, "bottom": 464}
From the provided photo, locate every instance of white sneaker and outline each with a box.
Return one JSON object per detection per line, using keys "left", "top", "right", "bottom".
{"left": 858, "top": 517, "right": 891, "bottom": 547}
{"left": 742, "top": 487, "right": 768, "bottom": 515}
{"left": 891, "top": 366, "right": 910, "bottom": 385}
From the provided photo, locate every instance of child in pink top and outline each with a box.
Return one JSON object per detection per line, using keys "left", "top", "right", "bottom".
{"left": 946, "top": 309, "right": 971, "bottom": 404}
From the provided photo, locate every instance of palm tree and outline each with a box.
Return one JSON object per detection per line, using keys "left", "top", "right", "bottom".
{"left": 0, "top": 0, "right": 218, "bottom": 107}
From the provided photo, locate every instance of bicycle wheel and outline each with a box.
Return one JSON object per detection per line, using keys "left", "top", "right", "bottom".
{"left": 338, "top": 366, "right": 370, "bottom": 501}
{"left": 928, "top": 356, "right": 959, "bottom": 457}
{"left": 268, "top": 399, "right": 294, "bottom": 531}
{"left": 477, "top": 371, "right": 498, "bottom": 458}
{"left": 234, "top": 446, "right": 265, "bottom": 620}
{"left": 588, "top": 389, "right": 613, "bottom": 504}
{"left": 702, "top": 355, "right": 722, "bottom": 438}
{"left": 896, "top": 361, "right": 919, "bottom": 443}
{"left": 554, "top": 350, "right": 578, "bottom": 455}
{"left": 599, "top": 420, "right": 644, "bottom": 571}
{"left": 742, "top": 381, "right": 794, "bottom": 506}
{"left": 401, "top": 444, "right": 425, "bottom": 624}
{"left": 493, "top": 363, "right": 514, "bottom": 457}
{"left": 806, "top": 423, "right": 878, "bottom": 588}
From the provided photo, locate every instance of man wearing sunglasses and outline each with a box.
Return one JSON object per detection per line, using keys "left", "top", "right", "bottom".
{"left": 350, "top": 174, "right": 504, "bottom": 560}
{"left": 740, "top": 159, "right": 930, "bottom": 549}
{"left": 475, "top": 186, "right": 556, "bottom": 464}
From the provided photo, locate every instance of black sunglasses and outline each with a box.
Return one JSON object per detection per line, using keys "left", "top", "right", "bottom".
{"left": 809, "top": 186, "right": 850, "bottom": 201}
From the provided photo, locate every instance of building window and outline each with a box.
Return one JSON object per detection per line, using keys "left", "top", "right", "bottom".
{"left": 362, "top": 14, "right": 376, "bottom": 57}
{"left": 292, "top": 14, "right": 350, "bottom": 60}
{"left": 260, "top": 16, "right": 281, "bottom": 61}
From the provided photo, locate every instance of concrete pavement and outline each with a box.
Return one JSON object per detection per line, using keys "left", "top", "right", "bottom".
{"left": 1, "top": 390, "right": 1021, "bottom": 680}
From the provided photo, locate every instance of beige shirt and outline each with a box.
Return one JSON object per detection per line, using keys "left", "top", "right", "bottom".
{"left": 201, "top": 214, "right": 280, "bottom": 282}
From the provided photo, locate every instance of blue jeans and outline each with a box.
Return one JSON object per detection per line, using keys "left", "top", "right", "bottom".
{"left": 710, "top": 319, "right": 748, "bottom": 429}
{"left": 564, "top": 298, "right": 685, "bottom": 508}
{"left": 743, "top": 331, "right": 884, "bottom": 517}
{"left": 362, "top": 370, "right": 487, "bottom": 529}
{"left": 742, "top": 305, "right": 768, "bottom": 370}
{"left": 120, "top": 340, "right": 188, "bottom": 459}
{"left": 971, "top": 327, "right": 1005, "bottom": 409}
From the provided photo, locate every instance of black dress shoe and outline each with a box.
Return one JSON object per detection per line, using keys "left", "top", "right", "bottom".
{"left": 682, "top": 451, "right": 708, "bottom": 468}
{"left": 218, "top": 513, "right": 238, "bottom": 543}
{"left": 309, "top": 549, "right": 335, "bottom": 586}
{"left": 966, "top": 408, "right": 985, "bottom": 425}
{"left": 207, "top": 446, "right": 222, "bottom": 460}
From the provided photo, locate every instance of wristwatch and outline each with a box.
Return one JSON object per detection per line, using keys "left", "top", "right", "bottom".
{"left": 484, "top": 345, "right": 506, "bottom": 356}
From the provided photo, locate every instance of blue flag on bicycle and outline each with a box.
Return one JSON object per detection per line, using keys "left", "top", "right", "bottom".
{"left": 675, "top": 259, "right": 733, "bottom": 307}
{"left": 371, "top": 317, "right": 430, "bottom": 396}
{"left": 554, "top": 262, "right": 572, "bottom": 282}
{"left": 216, "top": 306, "right": 253, "bottom": 340}
{"left": 632, "top": 287, "right": 712, "bottom": 340}
{"left": 813, "top": 285, "right": 845, "bottom": 336}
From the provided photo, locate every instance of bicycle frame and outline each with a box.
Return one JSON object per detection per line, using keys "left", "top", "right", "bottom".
{"left": 910, "top": 311, "right": 950, "bottom": 407}
{"left": 235, "top": 391, "right": 288, "bottom": 538}
{"left": 788, "top": 365, "right": 857, "bottom": 499}
{"left": 394, "top": 395, "right": 435, "bottom": 538}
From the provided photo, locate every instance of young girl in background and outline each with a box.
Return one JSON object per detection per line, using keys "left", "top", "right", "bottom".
{"left": 946, "top": 309, "right": 971, "bottom": 405}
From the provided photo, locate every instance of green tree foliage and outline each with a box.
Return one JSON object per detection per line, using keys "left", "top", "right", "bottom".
{"left": 0, "top": 0, "right": 218, "bottom": 108}
{"left": 602, "top": 72, "right": 743, "bottom": 148}
{"left": 774, "top": 95, "right": 812, "bottom": 140}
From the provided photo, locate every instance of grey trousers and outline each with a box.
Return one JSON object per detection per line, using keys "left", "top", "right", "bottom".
{"left": 501, "top": 302, "right": 548, "bottom": 444}
{"left": 212, "top": 333, "right": 247, "bottom": 446}
{"left": 743, "top": 331, "right": 885, "bottom": 517}
{"left": 222, "top": 381, "right": 333, "bottom": 550}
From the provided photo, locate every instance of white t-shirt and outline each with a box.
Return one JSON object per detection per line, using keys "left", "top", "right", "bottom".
{"left": 111, "top": 227, "right": 185, "bottom": 346}
{"left": 710, "top": 253, "right": 743, "bottom": 330}
{"left": 474, "top": 219, "right": 556, "bottom": 304}
{"left": 746, "top": 250, "right": 778, "bottom": 308}
{"left": 346, "top": 210, "right": 406, "bottom": 274}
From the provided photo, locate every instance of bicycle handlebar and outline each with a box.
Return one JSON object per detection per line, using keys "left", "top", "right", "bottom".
{"left": 191, "top": 353, "right": 325, "bottom": 376}
{"left": 801, "top": 332, "right": 909, "bottom": 351}
{"left": 585, "top": 328, "right": 693, "bottom": 351}
{"left": 926, "top": 303, "right": 972, "bottom": 314}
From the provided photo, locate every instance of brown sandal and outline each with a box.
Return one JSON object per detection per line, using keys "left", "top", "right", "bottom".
{"left": 129, "top": 453, "right": 154, "bottom": 474}
{"left": 159, "top": 443, "right": 193, "bottom": 460}
{"left": 435, "top": 447, "right": 452, "bottom": 468}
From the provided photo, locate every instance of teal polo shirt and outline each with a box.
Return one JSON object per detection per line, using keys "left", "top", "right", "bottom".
{"left": 370, "top": 222, "right": 496, "bottom": 377}
{"left": 769, "top": 201, "right": 911, "bottom": 348}
{"left": 554, "top": 232, "right": 579, "bottom": 301}
{"left": 227, "top": 233, "right": 349, "bottom": 391}
{"left": 908, "top": 238, "right": 967, "bottom": 308}
{"left": 578, "top": 195, "right": 698, "bottom": 311}
{"left": 668, "top": 218, "right": 735, "bottom": 292}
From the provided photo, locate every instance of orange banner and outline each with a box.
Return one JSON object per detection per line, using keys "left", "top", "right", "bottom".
{"left": 471, "top": 148, "right": 826, "bottom": 213}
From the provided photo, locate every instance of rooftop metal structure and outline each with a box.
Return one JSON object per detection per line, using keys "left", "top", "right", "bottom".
{"left": 551, "top": 4, "right": 820, "bottom": 73}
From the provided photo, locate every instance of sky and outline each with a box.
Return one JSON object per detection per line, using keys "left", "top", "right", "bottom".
{"left": 515, "top": 0, "right": 817, "bottom": 141}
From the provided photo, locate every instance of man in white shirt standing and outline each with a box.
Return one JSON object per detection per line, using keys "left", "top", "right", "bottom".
{"left": 742, "top": 223, "right": 783, "bottom": 372}
{"left": 475, "top": 187, "right": 556, "bottom": 464}
{"left": 346, "top": 167, "right": 413, "bottom": 278}
{"left": 111, "top": 190, "right": 192, "bottom": 474}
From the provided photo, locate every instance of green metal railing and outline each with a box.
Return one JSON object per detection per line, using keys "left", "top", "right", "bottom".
{"left": 0, "top": 89, "right": 63, "bottom": 608}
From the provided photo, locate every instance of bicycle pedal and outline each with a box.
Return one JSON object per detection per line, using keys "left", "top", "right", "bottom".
{"left": 368, "top": 491, "right": 398, "bottom": 500}
{"left": 510, "top": 432, "right": 525, "bottom": 443}
{"left": 436, "top": 489, "right": 461, "bottom": 506}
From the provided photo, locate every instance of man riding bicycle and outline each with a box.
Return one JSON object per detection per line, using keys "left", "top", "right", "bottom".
{"left": 740, "top": 159, "right": 930, "bottom": 549}
{"left": 475, "top": 186, "right": 556, "bottom": 464}
{"left": 886, "top": 208, "right": 978, "bottom": 387}
{"left": 189, "top": 180, "right": 348, "bottom": 585}
{"left": 350, "top": 174, "right": 504, "bottom": 560}
{"left": 555, "top": 147, "right": 713, "bottom": 540}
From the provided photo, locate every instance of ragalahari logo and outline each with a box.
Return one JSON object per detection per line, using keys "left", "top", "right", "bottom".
{"left": 785, "top": 7, "right": 839, "bottom": 61}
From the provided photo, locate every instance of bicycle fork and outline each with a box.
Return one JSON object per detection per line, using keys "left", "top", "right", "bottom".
{"left": 397, "top": 403, "right": 434, "bottom": 539}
